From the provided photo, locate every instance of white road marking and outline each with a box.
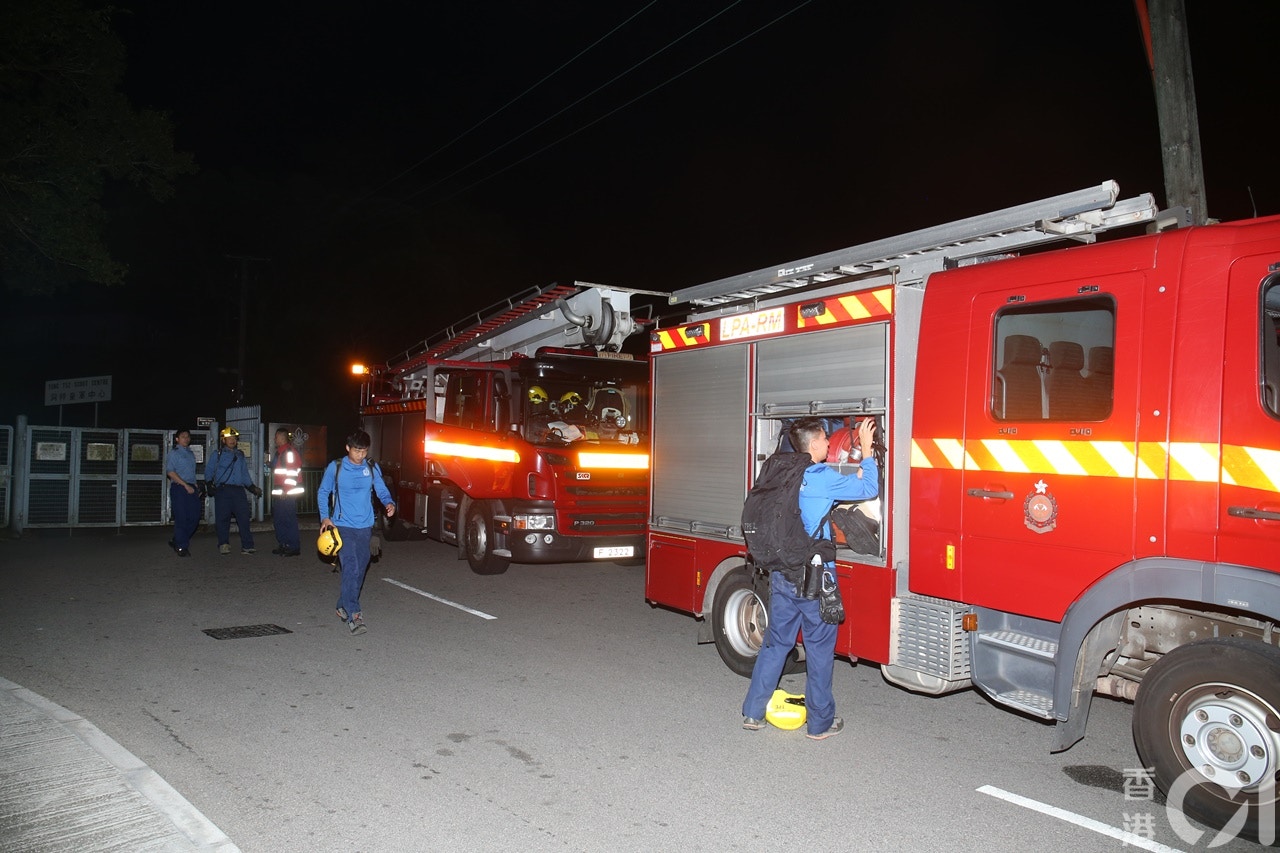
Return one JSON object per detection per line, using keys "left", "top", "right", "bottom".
{"left": 382, "top": 577, "right": 497, "bottom": 620}
{"left": 976, "top": 785, "right": 1187, "bottom": 853}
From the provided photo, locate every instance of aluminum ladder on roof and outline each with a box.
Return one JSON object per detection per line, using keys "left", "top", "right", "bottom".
{"left": 670, "top": 180, "right": 1159, "bottom": 308}
{"left": 381, "top": 281, "right": 660, "bottom": 379}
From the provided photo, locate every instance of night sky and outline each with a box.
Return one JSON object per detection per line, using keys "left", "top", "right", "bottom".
{"left": 3, "top": 0, "right": 1276, "bottom": 438}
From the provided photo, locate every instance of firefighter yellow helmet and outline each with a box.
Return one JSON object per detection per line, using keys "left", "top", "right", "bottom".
{"left": 317, "top": 527, "right": 343, "bottom": 559}
{"left": 219, "top": 426, "right": 240, "bottom": 439}
{"left": 528, "top": 385, "right": 548, "bottom": 405}
{"left": 764, "top": 689, "right": 807, "bottom": 730}
{"left": 559, "top": 391, "right": 582, "bottom": 407}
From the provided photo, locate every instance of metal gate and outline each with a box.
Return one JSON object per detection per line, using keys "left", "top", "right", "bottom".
{"left": 7, "top": 413, "right": 321, "bottom": 532}
{"left": 21, "top": 426, "right": 215, "bottom": 529}
{"left": 27, "top": 426, "right": 119, "bottom": 527}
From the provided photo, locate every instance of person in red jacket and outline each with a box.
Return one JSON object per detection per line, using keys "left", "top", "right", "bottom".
{"left": 270, "top": 427, "right": 304, "bottom": 556}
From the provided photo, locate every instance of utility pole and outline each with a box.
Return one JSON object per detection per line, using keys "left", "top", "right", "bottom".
{"left": 224, "top": 254, "right": 270, "bottom": 406}
{"left": 1135, "top": 0, "right": 1208, "bottom": 224}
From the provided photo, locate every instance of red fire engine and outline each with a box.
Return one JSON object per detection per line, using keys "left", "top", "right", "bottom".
{"left": 645, "top": 181, "right": 1280, "bottom": 839}
{"left": 360, "top": 282, "right": 651, "bottom": 574}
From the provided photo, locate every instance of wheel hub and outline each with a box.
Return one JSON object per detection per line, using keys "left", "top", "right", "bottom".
{"left": 724, "top": 588, "right": 765, "bottom": 657}
{"left": 1178, "top": 695, "right": 1277, "bottom": 789}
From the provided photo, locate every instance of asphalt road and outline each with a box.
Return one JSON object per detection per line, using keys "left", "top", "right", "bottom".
{"left": 0, "top": 528, "right": 1267, "bottom": 852}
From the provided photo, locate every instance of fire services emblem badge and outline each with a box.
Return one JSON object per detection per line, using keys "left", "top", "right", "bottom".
{"left": 1024, "top": 479, "right": 1058, "bottom": 534}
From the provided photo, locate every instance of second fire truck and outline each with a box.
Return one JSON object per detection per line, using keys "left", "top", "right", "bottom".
{"left": 645, "top": 181, "right": 1280, "bottom": 840}
{"left": 360, "top": 282, "right": 651, "bottom": 574}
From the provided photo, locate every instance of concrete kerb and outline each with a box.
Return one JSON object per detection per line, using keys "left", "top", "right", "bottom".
{"left": 0, "top": 675, "right": 241, "bottom": 853}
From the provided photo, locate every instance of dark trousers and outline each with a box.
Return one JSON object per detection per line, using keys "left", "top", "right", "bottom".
{"left": 170, "top": 483, "right": 200, "bottom": 549}
{"left": 742, "top": 570, "right": 838, "bottom": 735}
{"left": 335, "top": 526, "right": 373, "bottom": 618}
{"left": 272, "top": 495, "right": 299, "bottom": 550}
{"left": 214, "top": 487, "right": 254, "bottom": 549}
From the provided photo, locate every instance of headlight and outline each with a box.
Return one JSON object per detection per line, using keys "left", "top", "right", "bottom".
{"left": 513, "top": 514, "right": 555, "bottom": 530}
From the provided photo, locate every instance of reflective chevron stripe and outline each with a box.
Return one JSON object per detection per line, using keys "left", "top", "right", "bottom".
{"left": 652, "top": 287, "right": 896, "bottom": 352}
{"left": 651, "top": 324, "right": 712, "bottom": 352}
{"left": 1221, "top": 444, "right": 1280, "bottom": 492}
{"left": 796, "top": 287, "right": 894, "bottom": 328}
{"left": 911, "top": 438, "right": 1280, "bottom": 492}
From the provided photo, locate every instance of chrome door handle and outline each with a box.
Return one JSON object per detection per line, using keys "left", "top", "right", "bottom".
{"left": 967, "top": 488, "right": 1015, "bottom": 500}
{"left": 1228, "top": 506, "right": 1280, "bottom": 521}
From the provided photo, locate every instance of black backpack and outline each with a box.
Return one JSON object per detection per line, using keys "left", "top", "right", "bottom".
{"left": 742, "top": 452, "right": 830, "bottom": 589}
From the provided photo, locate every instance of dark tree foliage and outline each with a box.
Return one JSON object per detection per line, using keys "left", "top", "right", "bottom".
{"left": 0, "top": 0, "right": 195, "bottom": 293}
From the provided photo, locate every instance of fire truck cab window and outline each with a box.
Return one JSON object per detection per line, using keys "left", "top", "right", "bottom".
{"left": 491, "top": 375, "right": 510, "bottom": 431}
{"left": 1263, "top": 277, "right": 1280, "bottom": 417}
{"left": 444, "top": 372, "right": 487, "bottom": 430}
{"left": 992, "top": 296, "right": 1114, "bottom": 421}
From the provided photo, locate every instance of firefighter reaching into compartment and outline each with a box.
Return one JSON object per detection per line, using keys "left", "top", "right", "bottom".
{"left": 742, "top": 416, "right": 879, "bottom": 740}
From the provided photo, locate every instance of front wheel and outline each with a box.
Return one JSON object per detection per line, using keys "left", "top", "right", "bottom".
{"left": 464, "top": 501, "right": 510, "bottom": 575}
{"left": 710, "top": 566, "right": 803, "bottom": 678}
{"left": 1132, "top": 637, "right": 1280, "bottom": 844}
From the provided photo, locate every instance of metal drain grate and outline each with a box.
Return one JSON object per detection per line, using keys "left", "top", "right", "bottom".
{"left": 202, "top": 624, "right": 293, "bottom": 640}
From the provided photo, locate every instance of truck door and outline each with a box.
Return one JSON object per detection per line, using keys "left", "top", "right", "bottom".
{"left": 423, "top": 367, "right": 517, "bottom": 499}
{"left": 959, "top": 272, "right": 1157, "bottom": 621}
{"left": 1218, "top": 257, "right": 1280, "bottom": 572}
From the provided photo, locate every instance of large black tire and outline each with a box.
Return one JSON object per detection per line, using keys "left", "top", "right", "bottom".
{"left": 1132, "top": 637, "right": 1280, "bottom": 844}
{"left": 464, "top": 501, "right": 510, "bottom": 575}
{"left": 710, "top": 566, "right": 804, "bottom": 678}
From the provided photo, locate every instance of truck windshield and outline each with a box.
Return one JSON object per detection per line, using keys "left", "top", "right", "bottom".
{"left": 520, "top": 373, "right": 647, "bottom": 447}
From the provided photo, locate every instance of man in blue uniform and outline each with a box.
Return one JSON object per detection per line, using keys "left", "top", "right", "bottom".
{"left": 206, "top": 426, "right": 260, "bottom": 555}
{"left": 742, "top": 416, "right": 878, "bottom": 740}
{"left": 164, "top": 428, "right": 200, "bottom": 557}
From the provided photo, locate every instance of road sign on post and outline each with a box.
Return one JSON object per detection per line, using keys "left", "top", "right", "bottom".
{"left": 44, "top": 376, "right": 113, "bottom": 406}
{"left": 44, "top": 375, "right": 113, "bottom": 427}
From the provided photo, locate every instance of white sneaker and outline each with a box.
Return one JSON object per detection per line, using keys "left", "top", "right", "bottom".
{"left": 806, "top": 716, "right": 844, "bottom": 740}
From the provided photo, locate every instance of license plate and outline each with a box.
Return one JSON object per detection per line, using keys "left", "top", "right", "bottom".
{"left": 593, "top": 546, "right": 634, "bottom": 559}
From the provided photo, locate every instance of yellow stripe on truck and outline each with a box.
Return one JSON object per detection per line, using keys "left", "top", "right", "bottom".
{"left": 910, "top": 438, "right": 1279, "bottom": 491}
{"left": 1221, "top": 444, "right": 1280, "bottom": 491}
